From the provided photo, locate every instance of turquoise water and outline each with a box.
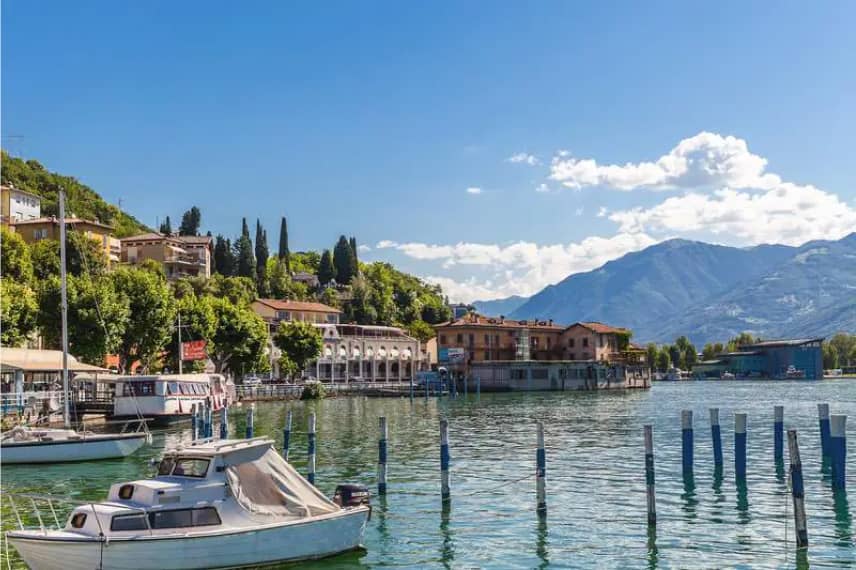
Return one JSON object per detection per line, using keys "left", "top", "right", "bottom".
{"left": 2, "top": 381, "right": 855, "bottom": 569}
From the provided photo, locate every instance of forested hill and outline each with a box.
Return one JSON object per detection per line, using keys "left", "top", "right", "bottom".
{"left": 1, "top": 151, "right": 151, "bottom": 237}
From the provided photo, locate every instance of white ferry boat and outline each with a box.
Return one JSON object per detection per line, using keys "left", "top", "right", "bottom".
{"left": 6, "top": 438, "right": 371, "bottom": 569}
{"left": 112, "top": 374, "right": 235, "bottom": 426}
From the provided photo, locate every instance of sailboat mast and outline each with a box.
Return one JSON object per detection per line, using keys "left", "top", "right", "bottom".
{"left": 59, "top": 189, "right": 70, "bottom": 428}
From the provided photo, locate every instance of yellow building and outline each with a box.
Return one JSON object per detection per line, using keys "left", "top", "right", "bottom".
{"left": 1, "top": 184, "right": 42, "bottom": 228}
{"left": 120, "top": 233, "right": 212, "bottom": 279}
{"left": 12, "top": 216, "right": 121, "bottom": 266}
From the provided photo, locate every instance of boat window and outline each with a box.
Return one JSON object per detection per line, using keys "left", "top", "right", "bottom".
{"left": 192, "top": 507, "right": 221, "bottom": 526}
{"left": 147, "top": 507, "right": 221, "bottom": 530}
{"left": 119, "top": 484, "right": 135, "bottom": 499}
{"left": 171, "top": 458, "right": 210, "bottom": 478}
{"left": 167, "top": 382, "right": 179, "bottom": 395}
{"left": 124, "top": 382, "right": 156, "bottom": 397}
{"left": 111, "top": 514, "right": 148, "bottom": 531}
{"left": 157, "top": 457, "right": 176, "bottom": 476}
{"left": 70, "top": 513, "right": 87, "bottom": 529}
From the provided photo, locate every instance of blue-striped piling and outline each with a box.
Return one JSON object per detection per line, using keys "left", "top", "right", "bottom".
{"left": 710, "top": 408, "right": 723, "bottom": 469}
{"left": 788, "top": 429, "right": 809, "bottom": 548}
{"left": 308, "top": 412, "right": 317, "bottom": 485}
{"left": 440, "top": 419, "right": 451, "bottom": 502}
{"left": 220, "top": 405, "right": 228, "bottom": 439}
{"left": 283, "top": 410, "right": 293, "bottom": 460}
{"left": 818, "top": 403, "right": 831, "bottom": 457}
{"left": 536, "top": 421, "right": 546, "bottom": 515}
{"left": 644, "top": 424, "right": 656, "bottom": 526}
{"left": 774, "top": 406, "right": 784, "bottom": 464}
{"left": 191, "top": 404, "right": 198, "bottom": 441}
{"left": 476, "top": 376, "right": 481, "bottom": 397}
{"left": 378, "top": 416, "right": 388, "bottom": 495}
{"left": 735, "top": 413, "right": 747, "bottom": 481}
{"left": 245, "top": 404, "right": 255, "bottom": 439}
{"left": 681, "top": 410, "right": 694, "bottom": 476}
{"left": 830, "top": 414, "right": 847, "bottom": 490}
{"left": 207, "top": 406, "right": 214, "bottom": 439}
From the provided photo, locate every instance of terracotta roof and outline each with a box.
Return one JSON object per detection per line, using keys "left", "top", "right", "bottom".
{"left": 254, "top": 298, "right": 342, "bottom": 313}
{"left": 177, "top": 235, "right": 213, "bottom": 245}
{"left": 121, "top": 232, "right": 173, "bottom": 242}
{"left": 11, "top": 216, "right": 113, "bottom": 230}
{"left": 567, "top": 322, "right": 629, "bottom": 334}
{"left": 435, "top": 314, "right": 563, "bottom": 330}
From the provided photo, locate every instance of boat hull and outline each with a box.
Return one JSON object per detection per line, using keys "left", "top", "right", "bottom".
{"left": 8, "top": 507, "right": 369, "bottom": 570}
{"left": 0, "top": 433, "right": 147, "bottom": 464}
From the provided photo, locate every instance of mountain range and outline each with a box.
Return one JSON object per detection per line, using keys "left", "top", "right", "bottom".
{"left": 473, "top": 233, "right": 856, "bottom": 345}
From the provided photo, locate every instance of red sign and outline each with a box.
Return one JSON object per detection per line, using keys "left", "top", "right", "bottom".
{"left": 181, "top": 340, "right": 208, "bottom": 361}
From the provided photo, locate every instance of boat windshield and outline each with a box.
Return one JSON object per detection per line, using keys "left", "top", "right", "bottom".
{"left": 157, "top": 457, "right": 210, "bottom": 478}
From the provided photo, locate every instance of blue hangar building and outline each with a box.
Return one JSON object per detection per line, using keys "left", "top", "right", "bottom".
{"left": 694, "top": 338, "right": 824, "bottom": 380}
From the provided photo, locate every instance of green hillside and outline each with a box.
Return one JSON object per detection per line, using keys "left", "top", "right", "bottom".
{"left": 1, "top": 151, "right": 150, "bottom": 237}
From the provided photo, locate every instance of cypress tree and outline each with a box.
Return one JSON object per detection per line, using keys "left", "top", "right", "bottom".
{"left": 213, "top": 234, "right": 236, "bottom": 275}
{"left": 159, "top": 216, "right": 172, "bottom": 235}
{"left": 333, "top": 235, "right": 356, "bottom": 284}
{"left": 349, "top": 236, "right": 359, "bottom": 275}
{"left": 278, "top": 217, "right": 291, "bottom": 274}
{"left": 179, "top": 206, "right": 201, "bottom": 236}
{"left": 318, "top": 249, "right": 335, "bottom": 286}
{"left": 235, "top": 218, "right": 256, "bottom": 280}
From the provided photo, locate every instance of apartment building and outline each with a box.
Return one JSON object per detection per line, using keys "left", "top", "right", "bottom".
{"left": 251, "top": 299, "right": 341, "bottom": 329}
{"left": 1, "top": 184, "right": 41, "bottom": 227}
{"left": 120, "top": 233, "right": 212, "bottom": 279}
{"left": 12, "top": 216, "right": 121, "bottom": 266}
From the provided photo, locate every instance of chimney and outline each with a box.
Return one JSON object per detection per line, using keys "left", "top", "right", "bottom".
{"left": 500, "top": 315, "right": 505, "bottom": 324}
{"left": 548, "top": 319, "right": 553, "bottom": 326}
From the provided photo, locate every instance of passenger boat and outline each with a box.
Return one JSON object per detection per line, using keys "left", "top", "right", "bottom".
{"left": 1, "top": 426, "right": 149, "bottom": 464}
{"left": 112, "top": 374, "right": 235, "bottom": 426}
{"left": 5, "top": 438, "right": 371, "bottom": 569}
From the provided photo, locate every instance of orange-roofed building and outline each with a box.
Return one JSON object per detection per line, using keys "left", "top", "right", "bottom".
{"left": 558, "top": 322, "right": 632, "bottom": 362}
{"left": 251, "top": 298, "right": 341, "bottom": 332}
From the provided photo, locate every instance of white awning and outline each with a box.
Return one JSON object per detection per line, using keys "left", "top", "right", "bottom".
{"left": 0, "top": 348, "right": 108, "bottom": 373}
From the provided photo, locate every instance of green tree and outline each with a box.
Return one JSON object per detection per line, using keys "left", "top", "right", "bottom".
{"left": 616, "top": 330, "right": 632, "bottom": 351}
{"left": 30, "top": 236, "right": 106, "bottom": 280}
{"left": 278, "top": 217, "right": 291, "bottom": 274}
{"left": 267, "top": 257, "right": 292, "bottom": 299}
{"left": 668, "top": 344, "right": 682, "bottom": 369}
{"left": 234, "top": 218, "right": 256, "bottom": 280}
{"left": 255, "top": 221, "right": 270, "bottom": 297}
{"left": 319, "top": 286, "right": 340, "bottom": 309}
{"left": 164, "top": 294, "right": 217, "bottom": 373}
{"left": 208, "top": 297, "right": 268, "bottom": 374}
{"left": 318, "top": 249, "right": 335, "bottom": 286}
{"left": 646, "top": 343, "right": 658, "bottom": 372}
{"left": 345, "top": 275, "right": 377, "bottom": 324}
{"left": 205, "top": 274, "right": 257, "bottom": 305}
{"left": 0, "top": 226, "right": 33, "bottom": 282}
{"left": 656, "top": 348, "right": 671, "bottom": 372}
{"left": 406, "top": 319, "right": 435, "bottom": 343}
{"left": 828, "top": 334, "right": 856, "bottom": 367}
{"left": 726, "top": 332, "right": 757, "bottom": 352}
{"left": 349, "top": 236, "right": 359, "bottom": 274}
{"left": 179, "top": 206, "right": 201, "bottom": 236}
{"left": 213, "top": 235, "right": 235, "bottom": 276}
{"left": 159, "top": 216, "right": 172, "bottom": 234}
{"left": 290, "top": 251, "right": 320, "bottom": 274}
{"left": 274, "top": 321, "right": 323, "bottom": 379}
{"left": 111, "top": 267, "right": 176, "bottom": 373}
{"left": 702, "top": 343, "right": 716, "bottom": 361}
{"left": 333, "top": 235, "right": 356, "bottom": 284}
{"left": 1, "top": 279, "right": 38, "bottom": 346}
{"left": 684, "top": 343, "right": 698, "bottom": 370}
{"left": 823, "top": 343, "right": 839, "bottom": 370}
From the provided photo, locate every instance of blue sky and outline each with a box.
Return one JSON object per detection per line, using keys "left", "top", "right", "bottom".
{"left": 3, "top": 1, "right": 855, "bottom": 301}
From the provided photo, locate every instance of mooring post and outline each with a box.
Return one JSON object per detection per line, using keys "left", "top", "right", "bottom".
{"left": 818, "top": 403, "right": 831, "bottom": 457}
{"left": 830, "top": 414, "right": 847, "bottom": 490}
{"left": 202, "top": 402, "right": 209, "bottom": 439}
{"left": 536, "top": 421, "right": 546, "bottom": 515}
{"left": 308, "top": 412, "right": 317, "bottom": 485}
{"left": 709, "top": 408, "right": 723, "bottom": 469}
{"left": 245, "top": 403, "right": 254, "bottom": 439}
{"left": 477, "top": 376, "right": 481, "bottom": 397}
{"left": 774, "top": 406, "right": 784, "bottom": 464}
{"left": 440, "top": 419, "right": 451, "bottom": 502}
{"left": 464, "top": 375, "right": 468, "bottom": 396}
{"left": 191, "top": 404, "right": 198, "bottom": 441}
{"left": 219, "top": 404, "right": 228, "bottom": 439}
{"left": 378, "top": 416, "right": 388, "bottom": 495}
{"left": 735, "top": 413, "right": 747, "bottom": 481}
{"left": 787, "top": 429, "right": 809, "bottom": 549}
{"left": 409, "top": 375, "right": 414, "bottom": 402}
{"left": 207, "top": 406, "right": 214, "bottom": 439}
{"left": 644, "top": 424, "right": 656, "bottom": 526}
{"left": 681, "top": 410, "right": 694, "bottom": 476}
{"left": 283, "top": 410, "right": 293, "bottom": 460}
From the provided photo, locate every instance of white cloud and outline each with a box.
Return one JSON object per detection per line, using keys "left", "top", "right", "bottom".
{"left": 507, "top": 152, "right": 540, "bottom": 166}
{"left": 466, "top": 187, "right": 483, "bottom": 195}
{"left": 357, "top": 244, "right": 372, "bottom": 252}
{"left": 375, "top": 240, "right": 398, "bottom": 249}
{"left": 550, "top": 131, "right": 781, "bottom": 191}
{"left": 381, "top": 233, "right": 657, "bottom": 302}
{"left": 535, "top": 183, "right": 552, "bottom": 193}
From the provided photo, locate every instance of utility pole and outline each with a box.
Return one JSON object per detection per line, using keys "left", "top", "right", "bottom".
{"left": 177, "top": 311, "right": 184, "bottom": 374}
{"left": 59, "top": 189, "right": 70, "bottom": 428}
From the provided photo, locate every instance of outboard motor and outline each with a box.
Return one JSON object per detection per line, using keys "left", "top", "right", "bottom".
{"left": 333, "top": 484, "right": 371, "bottom": 508}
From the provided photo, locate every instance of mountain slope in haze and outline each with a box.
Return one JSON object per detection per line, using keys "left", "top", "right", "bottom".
{"left": 509, "top": 239, "right": 797, "bottom": 338}
{"left": 472, "top": 295, "right": 528, "bottom": 316}
{"left": 1, "top": 151, "right": 151, "bottom": 237}
{"left": 651, "top": 233, "right": 856, "bottom": 344}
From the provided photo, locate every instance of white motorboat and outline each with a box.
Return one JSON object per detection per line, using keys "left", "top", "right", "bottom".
{"left": 112, "top": 373, "right": 235, "bottom": 426}
{"left": 0, "top": 426, "right": 149, "bottom": 464}
{"left": 6, "top": 438, "right": 371, "bottom": 569}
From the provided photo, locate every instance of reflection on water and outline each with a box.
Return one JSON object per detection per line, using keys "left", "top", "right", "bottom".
{"left": 2, "top": 381, "right": 855, "bottom": 569}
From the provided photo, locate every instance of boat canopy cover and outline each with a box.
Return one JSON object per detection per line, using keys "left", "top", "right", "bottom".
{"left": 225, "top": 445, "right": 339, "bottom": 519}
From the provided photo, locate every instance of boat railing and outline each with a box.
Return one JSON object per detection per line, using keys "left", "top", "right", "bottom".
{"left": 3, "top": 492, "right": 152, "bottom": 537}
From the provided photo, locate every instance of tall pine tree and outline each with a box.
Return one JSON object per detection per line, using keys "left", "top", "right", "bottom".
{"left": 318, "top": 249, "right": 335, "bottom": 286}
{"left": 179, "top": 206, "right": 202, "bottom": 236}
{"left": 278, "top": 217, "right": 291, "bottom": 274}
{"left": 333, "top": 235, "right": 356, "bottom": 284}
{"left": 235, "top": 218, "right": 256, "bottom": 281}
{"left": 255, "top": 222, "right": 271, "bottom": 297}
{"left": 213, "top": 235, "right": 236, "bottom": 275}
{"left": 349, "top": 236, "right": 359, "bottom": 275}
{"left": 159, "top": 216, "right": 172, "bottom": 235}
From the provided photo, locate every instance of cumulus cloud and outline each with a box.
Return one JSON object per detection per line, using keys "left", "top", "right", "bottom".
{"left": 507, "top": 152, "right": 540, "bottom": 166}
{"left": 380, "top": 233, "right": 657, "bottom": 301}
{"left": 357, "top": 244, "right": 372, "bottom": 252}
{"left": 550, "top": 131, "right": 781, "bottom": 191}
{"left": 466, "top": 187, "right": 483, "bottom": 195}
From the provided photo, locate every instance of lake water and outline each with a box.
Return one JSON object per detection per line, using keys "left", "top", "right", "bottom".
{"left": 2, "top": 381, "right": 855, "bottom": 569}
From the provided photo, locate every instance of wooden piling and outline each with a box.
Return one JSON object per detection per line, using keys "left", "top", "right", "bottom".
{"left": 440, "top": 419, "right": 451, "bottom": 501}
{"left": 710, "top": 408, "right": 723, "bottom": 468}
{"left": 308, "top": 412, "right": 317, "bottom": 485}
{"left": 774, "top": 406, "right": 784, "bottom": 464}
{"left": 536, "top": 421, "right": 546, "bottom": 515}
{"left": 818, "top": 403, "right": 831, "bottom": 457}
{"left": 735, "top": 413, "right": 747, "bottom": 481}
{"left": 787, "top": 429, "right": 809, "bottom": 549}
{"left": 245, "top": 403, "right": 254, "bottom": 439}
{"left": 207, "top": 406, "right": 214, "bottom": 439}
{"left": 681, "top": 410, "right": 694, "bottom": 476}
{"left": 191, "top": 404, "right": 198, "bottom": 441}
{"left": 283, "top": 410, "right": 292, "bottom": 460}
{"left": 220, "top": 405, "right": 228, "bottom": 439}
{"left": 477, "top": 376, "right": 481, "bottom": 397}
{"left": 644, "top": 424, "right": 656, "bottom": 526}
{"left": 830, "top": 414, "right": 847, "bottom": 490}
{"left": 378, "top": 417, "right": 388, "bottom": 495}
